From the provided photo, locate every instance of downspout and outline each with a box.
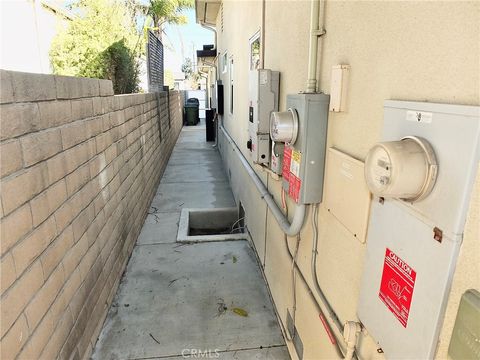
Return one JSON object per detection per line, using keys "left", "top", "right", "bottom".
{"left": 199, "top": 21, "right": 220, "bottom": 146}
{"left": 221, "top": 126, "right": 305, "bottom": 236}
{"left": 200, "top": 22, "right": 217, "bottom": 51}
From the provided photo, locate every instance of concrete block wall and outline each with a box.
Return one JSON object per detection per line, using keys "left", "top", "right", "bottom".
{"left": 0, "top": 70, "right": 183, "bottom": 359}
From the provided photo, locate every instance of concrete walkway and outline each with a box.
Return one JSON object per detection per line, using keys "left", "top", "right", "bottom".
{"left": 92, "top": 122, "right": 289, "bottom": 360}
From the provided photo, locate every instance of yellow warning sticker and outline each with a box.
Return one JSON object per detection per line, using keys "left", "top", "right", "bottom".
{"left": 290, "top": 150, "right": 301, "bottom": 177}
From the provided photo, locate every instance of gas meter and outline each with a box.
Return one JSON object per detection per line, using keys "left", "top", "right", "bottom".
{"left": 364, "top": 136, "right": 438, "bottom": 202}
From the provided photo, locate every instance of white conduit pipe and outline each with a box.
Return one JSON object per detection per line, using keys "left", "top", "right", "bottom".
{"left": 220, "top": 126, "right": 306, "bottom": 236}
{"left": 306, "top": 0, "right": 320, "bottom": 93}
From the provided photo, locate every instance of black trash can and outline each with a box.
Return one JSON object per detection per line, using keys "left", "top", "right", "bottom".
{"left": 184, "top": 98, "right": 200, "bottom": 125}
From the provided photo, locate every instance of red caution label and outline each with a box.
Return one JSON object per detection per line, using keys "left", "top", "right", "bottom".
{"left": 288, "top": 175, "right": 301, "bottom": 203}
{"left": 379, "top": 248, "right": 416, "bottom": 328}
{"left": 282, "top": 146, "right": 302, "bottom": 203}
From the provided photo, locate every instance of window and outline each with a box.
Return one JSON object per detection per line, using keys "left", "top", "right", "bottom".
{"left": 222, "top": 52, "right": 228, "bottom": 73}
{"left": 229, "top": 57, "right": 234, "bottom": 114}
{"left": 250, "top": 31, "right": 261, "bottom": 70}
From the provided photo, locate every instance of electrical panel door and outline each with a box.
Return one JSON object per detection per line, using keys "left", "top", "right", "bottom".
{"left": 247, "top": 69, "right": 279, "bottom": 164}
{"left": 357, "top": 100, "right": 480, "bottom": 359}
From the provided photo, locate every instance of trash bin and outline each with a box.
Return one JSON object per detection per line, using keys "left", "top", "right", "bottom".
{"left": 184, "top": 98, "right": 200, "bottom": 126}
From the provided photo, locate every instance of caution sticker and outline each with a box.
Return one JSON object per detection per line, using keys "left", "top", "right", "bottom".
{"left": 282, "top": 147, "right": 292, "bottom": 181}
{"left": 290, "top": 150, "right": 301, "bottom": 177}
{"left": 288, "top": 174, "right": 301, "bottom": 203}
{"left": 379, "top": 248, "right": 416, "bottom": 327}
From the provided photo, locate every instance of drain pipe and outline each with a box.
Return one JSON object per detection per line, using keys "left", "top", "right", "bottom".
{"left": 199, "top": 21, "right": 220, "bottom": 148}
{"left": 200, "top": 22, "right": 217, "bottom": 50}
{"left": 220, "top": 126, "right": 305, "bottom": 236}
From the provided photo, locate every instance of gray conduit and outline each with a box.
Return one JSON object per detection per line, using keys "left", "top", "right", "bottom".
{"left": 220, "top": 125, "right": 359, "bottom": 359}
{"left": 283, "top": 234, "right": 345, "bottom": 358}
{"left": 220, "top": 126, "right": 306, "bottom": 237}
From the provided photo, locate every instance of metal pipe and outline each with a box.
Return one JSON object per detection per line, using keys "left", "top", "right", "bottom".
{"left": 306, "top": 0, "right": 320, "bottom": 93}
{"left": 198, "top": 22, "right": 219, "bottom": 147}
{"left": 219, "top": 130, "right": 360, "bottom": 359}
{"left": 261, "top": 0, "right": 266, "bottom": 69}
{"left": 311, "top": 204, "right": 360, "bottom": 360}
{"left": 283, "top": 233, "right": 345, "bottom": 358}
{"left": 311, "top": 204, "right": 344, "bottom": 334}
{"left": 220, "top": 126, "right": 305, "bottom": 236}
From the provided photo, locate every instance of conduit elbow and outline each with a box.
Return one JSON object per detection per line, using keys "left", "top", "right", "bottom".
{"left": 343, "top": 321, "right": 361, "bottom": 360}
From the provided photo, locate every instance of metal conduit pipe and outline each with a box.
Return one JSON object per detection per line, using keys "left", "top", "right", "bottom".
{"left": 311, "top": 204, "right": 343, "bottom": 334}
{"left": 220, "top": 126, "right": 306, "bottom": 236}
{"left": 220, "top": 127, "right": 360, "bottom": 359}
{"left": 306, "top": 0, "right": 320, "bottom": 93}
{"left": 283, "top": 235, "right": 345, "bottom": 358}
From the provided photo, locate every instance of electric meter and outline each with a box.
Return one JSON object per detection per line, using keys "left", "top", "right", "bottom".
{"left": 270, "top": 108, "right": 299, "bottom": 144}
{"left": 364, "top": 136, "right": 438, "bottom": 202}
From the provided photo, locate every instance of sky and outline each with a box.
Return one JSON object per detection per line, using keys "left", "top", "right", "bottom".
{"left": 163, "top": 9, "right": 214, "bottom": 75}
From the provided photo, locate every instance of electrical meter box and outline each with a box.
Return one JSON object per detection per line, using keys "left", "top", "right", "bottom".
{"left": 281, "top": 93, "right": 330, "bottom": 204}
{"left": 448, "top": 289, "right": 480, "bottom": 360}
{"left": 247, "top": 69, "right": 280, "bottom": 164}
{"left": 357, "top": 100, "right": 480, "bottom": 359}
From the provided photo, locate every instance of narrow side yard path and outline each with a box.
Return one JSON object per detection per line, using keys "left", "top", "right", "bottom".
{"left": 91, "top": 123, "right": 289, "bottom": 360}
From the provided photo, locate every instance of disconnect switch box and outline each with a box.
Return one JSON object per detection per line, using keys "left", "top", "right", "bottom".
{"left": 281, "top": 93, "right": 330, "bottom": 204}
{"left": 357, "top": 100, "right": 480, "bottom": 359}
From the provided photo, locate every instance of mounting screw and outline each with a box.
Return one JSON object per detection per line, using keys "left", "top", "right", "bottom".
{"left": 433, "top": 227, "right": 443, "bottom": 243}
{"left": 377, "top": 348, "right": 384, "bottom": 354}
{"left": 379, "top": 197, "right": 385, "bottom": 205}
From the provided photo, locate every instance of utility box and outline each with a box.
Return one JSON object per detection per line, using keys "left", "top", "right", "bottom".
{"left": 329, "top": 65, "right": 350, "bottom": 112}
{"left": 215, "top": 80, "right": 224, "bottom": 115}
{"left": 247, "top": 69, "right": 280, "bottom": 165}
{"left": 448, "top": 289, "right": 480, "bottom": 360}
{"left": 275, "top": 93, "right": 330, "bottom": 204}
{"left": 357, "top": 101, "right": 480, "bottom": 359}
{"left": 323, "top": 147, "right": 371, "bottom": 243}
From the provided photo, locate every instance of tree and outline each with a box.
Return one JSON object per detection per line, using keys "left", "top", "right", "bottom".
{"left": 164, "top": 69, "right": 175, "bottom": 89}
{"left": 181, "top": 57, "right": 193, "bottom": 79}
{"left": 50, "top": 0, "right": 143, "bottom": 93}
{"left": 145, "top": 0, "right": 194, "bottom": 40}
{"left": 181, "top": 57, "right": 201, "bottom": 89}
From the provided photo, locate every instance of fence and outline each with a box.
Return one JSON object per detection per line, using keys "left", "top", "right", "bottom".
{"left": 146, "top": 30, "right": 164, "bottom": 92}
{"left": 0, "top": 70, "right": 182, "bottom": 359}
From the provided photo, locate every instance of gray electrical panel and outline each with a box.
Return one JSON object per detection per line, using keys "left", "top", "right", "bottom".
{"left": 357, "top": 101, "right": 480, "bottom": 359}
{"left": 282, "top": 93, "right": 330, "bottom": 204}
{"left": 247, "top": 69, "right": 280, "bottom": 164}
{"left": 448, "top": 289, "right": 480, "bottom": 360}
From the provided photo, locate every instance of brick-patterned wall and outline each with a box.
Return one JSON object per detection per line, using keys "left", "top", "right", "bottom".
{"left": 0, "top": 70, "right": 183, "bottom": 359}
